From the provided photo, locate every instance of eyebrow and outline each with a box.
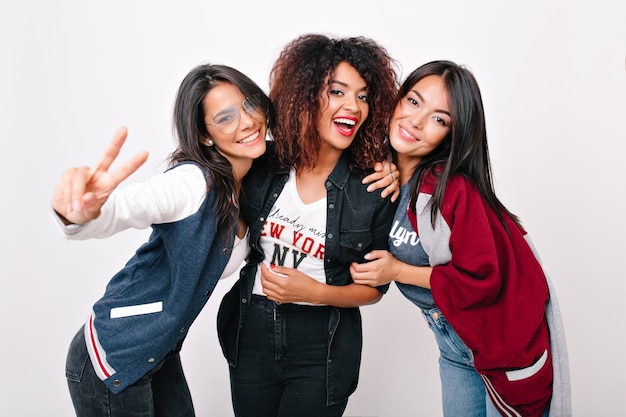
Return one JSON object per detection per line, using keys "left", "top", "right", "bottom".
{"left": 329, "top": 79, "right": 368, "bottom": 92}
{"left": 213, "top": 105, "right": 238, "bottom": 118}
{"left": 411, "top": 89, "right": 451, "bottom": 116}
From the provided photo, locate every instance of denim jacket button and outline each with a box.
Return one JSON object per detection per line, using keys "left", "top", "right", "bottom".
{"left": 147, "top": 357, "right": 155, "bottom": 363}
{"left": 222, "top": 248, "right": 229, "bottom": 254}
{"left": 357, "top": 243, "right": 363, "bottom": 248}
{"left": 242, "top": 298, "right": 248, "bottom": 304}
{"left": 113, "top": 380, "right": 121, "bottom": 386}
{"left": 328, "top": 203, "right": 335, "bottom": 210}
{"left": 180, "top": 327, "right": 186, "bottom": 333}
{"left": 327, "top": 234, "right": 333, "bottom": 239}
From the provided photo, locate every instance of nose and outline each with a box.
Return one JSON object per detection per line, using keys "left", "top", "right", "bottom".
{"left": 342, "top": 94, "right": 359, "bottom": 112}
{"left": 408, "top": 109, "right": 425, "bottom": 130}
{"left": 238, "top": 107, "right": 255, "bottom": 129}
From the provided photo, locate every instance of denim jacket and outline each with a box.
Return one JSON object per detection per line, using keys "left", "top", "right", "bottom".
{"left": 217, "top": 144, "right": 396, "bottom": 405}
{"left": 82, "top": 164, "right": 235, "bottom": 394}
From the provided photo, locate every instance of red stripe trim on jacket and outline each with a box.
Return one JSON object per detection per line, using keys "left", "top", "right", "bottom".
{"left": 88, "top": 314, "right": 111, "bottom": 378}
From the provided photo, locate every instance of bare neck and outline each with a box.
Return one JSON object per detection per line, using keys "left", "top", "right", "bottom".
{"left": 295, "top": 148, "right": 341, "bottom": 204}
{"left": 397, "top": 153, "right": 421, "bottom": 186}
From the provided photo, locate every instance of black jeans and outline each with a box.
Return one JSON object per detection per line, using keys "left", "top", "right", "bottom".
{"left": 229, "top": 295, "right": 348, "bottom": 417}
{"left": 65, "top": 326, "right": 195, "bottom": 417}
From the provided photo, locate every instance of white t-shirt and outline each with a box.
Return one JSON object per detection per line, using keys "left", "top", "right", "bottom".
{"left": 220, "top": 231, "right": 249, "bottom": 279}
{"left": 252, "top": 169, "right": 328, "bottom": 304}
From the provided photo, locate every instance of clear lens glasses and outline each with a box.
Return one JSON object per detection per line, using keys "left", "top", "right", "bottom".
{"left": 206, "top": 98, "right": 265, "bottom": 134}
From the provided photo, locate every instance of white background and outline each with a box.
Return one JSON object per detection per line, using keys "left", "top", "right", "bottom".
{"left": 1, "top": 0, "right": 625, "bottom": 416}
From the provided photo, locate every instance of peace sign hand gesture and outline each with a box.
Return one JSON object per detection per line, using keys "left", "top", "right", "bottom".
{"left": 52, "top": 127, "right": 149, "bottom": 225}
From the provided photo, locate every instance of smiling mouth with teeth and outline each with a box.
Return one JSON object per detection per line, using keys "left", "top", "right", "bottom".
{"left": 333, "top": 117, "right": 357, "bottom": 135}
{"left": 334, "top": 117, "right": 356, "bottom": 126}
{"left": 239, "top": 131, "right": 260, "bottom": 144}
{"left": 399, "top": 126, "right": 419, "bottom": 141}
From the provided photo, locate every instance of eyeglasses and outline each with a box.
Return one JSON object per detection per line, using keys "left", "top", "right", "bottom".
{"left": 206, "top": 98, "right": 265, "bottom": 134}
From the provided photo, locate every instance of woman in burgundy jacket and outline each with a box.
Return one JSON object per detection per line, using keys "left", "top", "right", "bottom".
{"left": 350, "top": 60, "right": 571, "bottom": 417}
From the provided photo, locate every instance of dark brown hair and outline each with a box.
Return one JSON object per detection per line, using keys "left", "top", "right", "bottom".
{"left": 170, "top": 63, "right": 274, "bottom": 235}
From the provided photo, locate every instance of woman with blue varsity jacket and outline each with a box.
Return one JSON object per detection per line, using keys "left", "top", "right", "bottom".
{"left": 350, "top": 61, "right": 571, "bottom": 417}
{"left": 52, "top": 64, "right": 273, "bottom": 417}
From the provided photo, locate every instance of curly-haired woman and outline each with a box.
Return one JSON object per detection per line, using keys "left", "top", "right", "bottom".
{"left": 217, "top": 33, "right": 400, "bottom": 417}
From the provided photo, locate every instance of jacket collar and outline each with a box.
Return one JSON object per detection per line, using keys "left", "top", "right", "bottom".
{"left": 270, "top": 143, "right": 351, "bottom": 188}
{"left": 325, "top": 151, "right": 351, "bottom": 190}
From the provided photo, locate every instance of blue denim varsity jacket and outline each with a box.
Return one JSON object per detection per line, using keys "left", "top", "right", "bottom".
{"left": 217, "top": 144, "right": 396, "bottom": 405}
{"left": 85, "top": 164, "right": 235, "bottom": 394}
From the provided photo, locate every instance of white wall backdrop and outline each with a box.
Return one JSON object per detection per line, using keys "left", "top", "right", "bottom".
{"left": 1, "top": 0, "right": 624, "bottom": 415}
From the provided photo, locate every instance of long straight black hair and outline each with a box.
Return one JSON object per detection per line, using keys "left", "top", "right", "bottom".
{"left": 169, "top": 63, "right": 274, "bottom": 236}
{"left": 399, "top": 60, "right": 521, "bottom": 230}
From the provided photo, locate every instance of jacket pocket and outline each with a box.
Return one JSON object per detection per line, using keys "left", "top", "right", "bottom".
{"left": 505, "top": 349, "right": 549, "bottom": 381}
{"left": 337, "top": 230, "right": 372, "bottom": 262}
{"left": 480, "top": 321, "right": 553, "bottom": 413}
{"left": 110, "top": 301, "right": 163, "bottom": 319}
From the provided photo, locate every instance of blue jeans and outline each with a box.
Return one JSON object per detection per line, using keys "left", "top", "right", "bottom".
{"left": 228, "top": 295, "right": 348, "bottom": 417}
{"left": 65, "top": 326, "right": 195, "bottom": 417}
{"left": 422, "top": 308, "right": 551, "bottom": 417}
{"left": 422, "top": 307, "right": 502, "bottom": 417}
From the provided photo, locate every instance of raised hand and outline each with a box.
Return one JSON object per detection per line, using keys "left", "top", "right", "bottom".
{"left": 52, "top": 127, "right": 149, "bottom": 225}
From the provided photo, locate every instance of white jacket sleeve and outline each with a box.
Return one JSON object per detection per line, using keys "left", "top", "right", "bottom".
{"left": 58, "top": 164, "right": 208, "bottom": 240}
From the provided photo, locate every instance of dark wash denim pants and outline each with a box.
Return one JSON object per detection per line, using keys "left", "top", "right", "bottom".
{"left": 65, "top": 326, "right": 195, "bottom": 417}
{"left": 229, "top": 295, "right": 348, "bottom": 417}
